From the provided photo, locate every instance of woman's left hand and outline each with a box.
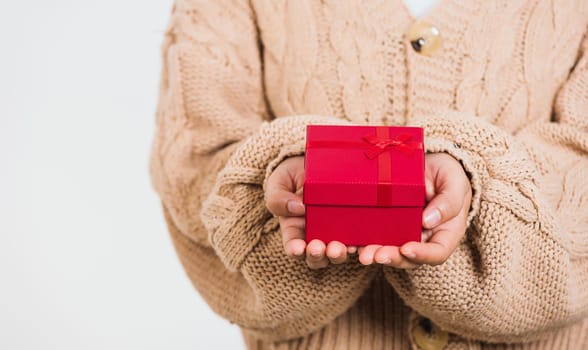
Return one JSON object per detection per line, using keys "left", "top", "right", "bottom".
{"left": 358, "top": 152, "right": 472, "bottom": 268}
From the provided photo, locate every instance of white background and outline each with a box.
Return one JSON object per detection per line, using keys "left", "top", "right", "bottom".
{"left": 1, "top": 1, "right": 244, "bottom": 349}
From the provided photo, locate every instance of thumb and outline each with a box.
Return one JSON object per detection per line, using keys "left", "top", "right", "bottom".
{"left": 422, "top": 191, "right": 463, "bottom": 229}
{"left": 423, "top": 159, "right": 468, "bottom": 229}
{"left": 265, "top": 157, "right": 306, "bottom": 217}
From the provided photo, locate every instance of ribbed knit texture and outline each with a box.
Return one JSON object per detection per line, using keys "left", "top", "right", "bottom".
{"left": 149, "top": 0, "right": 588, "bottom": 348}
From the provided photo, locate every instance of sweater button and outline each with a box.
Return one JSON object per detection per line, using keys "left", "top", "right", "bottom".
{"left": 407, "top": 21, "right": 442, "bottom": 56}
{"left": 412, "top": 317, "right": 449, "bottom": 350}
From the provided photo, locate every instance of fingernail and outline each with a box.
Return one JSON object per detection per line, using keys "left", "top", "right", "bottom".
{"left": 293, "top": 246, "right": 304, "bottom": 257}
{"left": 424, "top": 208, "right": 441, "bottom": 228}
{"left": 311, "top": 250, "right": 322, "bottom": 258}
{"left": 287, "top": 200, "right": 304, "bottom": 214}
{"left": 402, "top": 249, "right": 416, "bottom": 259}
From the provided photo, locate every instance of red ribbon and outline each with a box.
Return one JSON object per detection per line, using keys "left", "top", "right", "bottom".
{"left": 307, "top": 127, "right": 423, "bottom": 206}
{"left": 362, "top": 133, "right": 421, "bottom": 159}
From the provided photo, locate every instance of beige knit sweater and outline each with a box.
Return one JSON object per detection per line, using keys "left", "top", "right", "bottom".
{"left": 149, "top": 1, "right": 588, "bottom": 349}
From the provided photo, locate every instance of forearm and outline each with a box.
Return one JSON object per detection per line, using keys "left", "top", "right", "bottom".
{"left": 154, "top": 114, "right": 379, "bottom": 340}
{"left": 382, "top": 109, "right": 588, "bottom": 342}
{"left": 151, "top": 1, "right": 378, "bottom": 339}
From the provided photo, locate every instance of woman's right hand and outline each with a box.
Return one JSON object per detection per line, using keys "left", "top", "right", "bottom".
{"left": 265, "top": 156, "right": 355, "bottom": 269}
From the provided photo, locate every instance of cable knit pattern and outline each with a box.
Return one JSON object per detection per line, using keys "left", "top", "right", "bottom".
{"left": 150, "top": 0, "right": 588, "bottom": 348}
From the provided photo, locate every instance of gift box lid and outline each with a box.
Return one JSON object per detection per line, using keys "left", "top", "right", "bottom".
{"left": 303, "top": 125, "right": 425, "bottom": 207}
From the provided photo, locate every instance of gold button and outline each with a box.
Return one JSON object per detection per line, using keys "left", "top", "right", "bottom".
{"left": 412, "top": 317, "right": 449, "bottom": 350}
{"left": 407, "top": 21, "right": 442, "bottom": 56}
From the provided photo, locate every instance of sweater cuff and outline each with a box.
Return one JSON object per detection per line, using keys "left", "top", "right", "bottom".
{"left": 200, "top": 115, "right": 349, "bottom": 271}
{"left": 407, "top": 110, "right": 536, "bottom": 229}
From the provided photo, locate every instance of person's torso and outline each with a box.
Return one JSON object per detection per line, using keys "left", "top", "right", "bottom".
{"left": 251, "top": 0, "right": 587, "bottom": 131}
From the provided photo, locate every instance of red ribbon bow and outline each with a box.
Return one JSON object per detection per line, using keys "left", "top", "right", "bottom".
{"left": 362, "top": 133, "right": 422, "bottom": 159}
{"left": 362, "top": 130, "right": 423, "bottom": 206}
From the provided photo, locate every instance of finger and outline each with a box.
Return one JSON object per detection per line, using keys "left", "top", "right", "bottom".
{"left": 374, "top": 246, "right": 418, "bottom": 269}
{"left": 425, "top": 176, "right": 435, "bottom": 202}
{"left": 422, "top": 180, "right": 468, "bottom": 229}
{"left": 280, "top": 216, "right": 306, "bottom": 258}
{"left": 265, "top": 170, "right": 305, "bottom": 217}
{"left": 406, "top": 193, "right": 469, "bottom": 265}
{"left": 358, "top": 245, "right": 381, "bottom": 265}
{"left": 347, "top": 246, "right": 358, "bottom": 255}
{"left": 266, "top": 190, "right": 305, "bottom": 217}
{"left": 400, "top": 217, "right": 466, "bottom": 265}
{"left": 326, "top": 241, "right": 347, "bottom": 264}
{"left": 306, "top": 239, "right": 328, "bottom": 269}
{"left": 421, "top": 229, "right": 433, "bottom": 242}
{"left": 423, "top": 155, "right": 470, "bottom": 229}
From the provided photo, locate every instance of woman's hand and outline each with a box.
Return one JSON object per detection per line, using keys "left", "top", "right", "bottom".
{"left": 265, "top": 156, "right": 356, "bottom": 269}
{"left": 266, "top": 152, "right": 471, "bottom": 269}
{"left": 358, "top": 152, "right": 472, "bottom": 268}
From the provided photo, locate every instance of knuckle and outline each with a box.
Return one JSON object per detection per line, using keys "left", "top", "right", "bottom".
{"left": 280, "top": 219, "right": 293, "bottom": 231}
{"left": 281, "top": 237, "right": 291, "bottom": 251}
{"left": 264, "top": 191, "right": 277, "bottom": 210}
{"left": 280, "top": 227, "right": 291, "bottom": 239}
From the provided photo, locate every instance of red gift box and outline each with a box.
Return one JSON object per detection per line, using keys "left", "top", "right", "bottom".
{"left": 303, "top": 125, "right": 425, "bottom": 246}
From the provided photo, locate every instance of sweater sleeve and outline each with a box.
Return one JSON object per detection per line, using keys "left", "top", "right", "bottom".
{"left": 149, "top": 0, "right": 377, "bottom": 341}
{"left": 384, "top": 31, "right": 588, "bottom": 343}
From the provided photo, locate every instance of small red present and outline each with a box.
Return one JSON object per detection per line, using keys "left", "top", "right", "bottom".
{"left": 303, "top": 125, "right": 425, "bottom": 246}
